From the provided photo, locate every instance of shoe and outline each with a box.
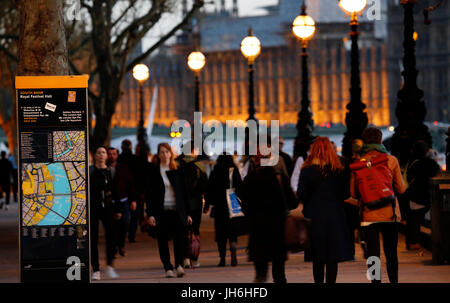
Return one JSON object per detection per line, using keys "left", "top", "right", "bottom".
{"left": 119, "top": 247, "right": 127, "bottom": 257}
{"left": 165, "top": 270, "right": 175, "bottom": 278}
{"left": 105, "top": 266, "right": 119, "bottom": 279}
{"left": 192, "top": 260, "right": 200, "bottom": 268}
{"left": 218, "top": 259, "right": 225, "bottom": 267}
{"left": 253, "top": 276, "right": 267, "bottom": 283}
{"left": 176, "top": 265, "right": 185, "bottom": 277}
{"left": 91, "top": 271, "right": 101, "bottom": 281}
{"left": 184, "top": 258, "right": 191, "bottom": 269}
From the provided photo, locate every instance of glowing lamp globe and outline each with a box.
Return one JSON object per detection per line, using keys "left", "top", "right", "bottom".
{"left": 132, "top": 64, "right": 149, "bottom": 82}
{"left": 292, "top": 14, "right": 316, "bottom": 40}
{"left": 187, "top": 51, "right": 206, "bottom": 72}
{"left": 240, "top": 30, "right": 261, "bottom": 61}
{"left": 339, "top": 0, "right": 368, "bottom": 14}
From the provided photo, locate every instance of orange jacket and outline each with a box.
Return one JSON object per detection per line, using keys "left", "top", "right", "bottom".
{"left": 349, "top": 150, "right": 407, "bottom": 223}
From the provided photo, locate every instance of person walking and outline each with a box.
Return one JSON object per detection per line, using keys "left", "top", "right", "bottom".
{"left": 349, "top": 127, "right": 407, "bottom": 283}
{"left": 204, "top": 154, "right": 243, "bottom": 267}
{"left": 90, "top": 146, "right": 122, "bottom": 280}
{"left": 107, "top": 147, "right": 137, "bottom": 257}
{"left": 177, "top": 144, "right": 208, "bottom": 268}
{"left": 0, "top": 151, "right": 13, "bottom": 210}
{"left": 297, "top": 137, "right": 353, "bottom": 284}
{"left": 146, "top": 143, "right": 192, "bottom": 278}
{"left": 240, "top": 151, "right": 298, "bottom": 283}
{"left": 405, "top": 140, "right": 440, "bottom": 250}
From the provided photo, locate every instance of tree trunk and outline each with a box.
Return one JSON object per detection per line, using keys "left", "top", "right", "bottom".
{"left": 17, "top": 0, "right": 69, "bottom": 75}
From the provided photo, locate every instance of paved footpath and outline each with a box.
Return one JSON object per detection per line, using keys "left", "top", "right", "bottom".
{"left": 1, "top": 202, "right": 450, "bottom": 283}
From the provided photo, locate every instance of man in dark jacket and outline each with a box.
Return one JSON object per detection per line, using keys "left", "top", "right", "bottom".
{"left": 108, "top": 147, "right": 136, "bottom": 257}
{"left": 177, "top": 145, "right": 208, "bottom": 268}
{"left": 240, "top": 152, "right": 298, "bottom": 283}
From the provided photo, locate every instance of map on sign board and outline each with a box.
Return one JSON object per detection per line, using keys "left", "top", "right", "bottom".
{"left": 53, "top": 131, "right": 85, "bottom": 162}
{"left": 21, "top": 162, "right": 86, "bottom": 226}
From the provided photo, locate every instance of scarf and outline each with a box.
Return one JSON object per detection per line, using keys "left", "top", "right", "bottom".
{"left": 360, "top": 144, "right": 388, "bottom": 155}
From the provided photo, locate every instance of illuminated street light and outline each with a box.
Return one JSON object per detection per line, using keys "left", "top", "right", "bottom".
{"left": 132, "top": 63, "right": 150, "bottom": 151}
{"left": 339, "top": 0, "right": 369, "bottom": 159}
{"left": 292, "top": 4, "right": 317, "bottom": 160}
{"left": 187, "top": 51, "right": 206, "bottom": 113}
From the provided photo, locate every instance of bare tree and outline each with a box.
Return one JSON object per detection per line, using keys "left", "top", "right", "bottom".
{"left": 0, "top": 0, "right": 205, "bottom": 152}
{"left": 69, "top": 0, "right": 204, "bottom": 149}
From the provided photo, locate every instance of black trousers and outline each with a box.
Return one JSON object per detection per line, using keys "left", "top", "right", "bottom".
{"left": 129, "top": 194, "right": 146, "bottom": 242}
{"left": 312, "top": 261, "right": 338, "bottom": 284}
{"left": 156, "top": 210, "right": 186, "bottom": 271}
{"left": 406, "top": 207, "right": 428, "bottom": 246}
{"left": 91, "top": 209, "right": 117, "bottom": 272}
{"left": 191, "top": 208, "right": 202, "bottom": 236}
{"left": 254, "top": 260, "right": 287, "bottom": 283}
{"left": 362, "top": 223, "right": 398, "bottom": 283}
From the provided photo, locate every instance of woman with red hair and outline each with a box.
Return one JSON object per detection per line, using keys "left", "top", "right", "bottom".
{"left": 297, "top": 137, "right": 353, "bottom": 283}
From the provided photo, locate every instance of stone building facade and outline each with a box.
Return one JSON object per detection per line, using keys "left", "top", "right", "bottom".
{"left": 112, "top": 0, "right": 391, "bottom": 128}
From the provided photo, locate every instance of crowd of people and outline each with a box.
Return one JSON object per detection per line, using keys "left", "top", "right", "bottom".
{"left": 0, "top": 150, "right": 18, "bottom": 211}
{"left": 88, "top": 126, "right": 441, "bottom": 283}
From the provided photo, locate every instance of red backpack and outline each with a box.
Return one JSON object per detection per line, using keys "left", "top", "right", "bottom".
{"left": 350, "top": 154, "right": 396, "bottom": 211}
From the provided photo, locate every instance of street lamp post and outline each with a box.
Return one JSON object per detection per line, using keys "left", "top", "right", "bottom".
{"left": 187, "top": 51, "right": 206, "bottom": 112}
{"left": 339, "top": 0, "right": 369, "bottom": 159}
{"left": 241, "top": 27, "right": 261, "bottom": 123}
{"left": 292, "top": 4, "right": 316, "bottom": 160}
{"left": 241, "top": 27, "right": 261, "bottom": 156}
{"left": 132, "top": 63, "right": 150, "bottom": 151}
{"left": 391, "top": 0, "right": 432, "bottom": 167}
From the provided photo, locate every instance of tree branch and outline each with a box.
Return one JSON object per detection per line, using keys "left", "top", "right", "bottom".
{"left": 0, "top": 45, "right": 18, "bottom": 62}
{"left": 126, "top": 0, "right": 204, "bottom": 72}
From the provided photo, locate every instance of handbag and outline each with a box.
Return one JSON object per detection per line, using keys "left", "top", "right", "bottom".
{"left": 275, "top": 174, "right": 311, "bottom": 253}
{"left": 226, "top": 167, "right": 244, "bottom": 218}
{"left": 186, "top": 228, "right": 201, "bottom": 260}
{"left": 284, "top": 215, "right": 311, "bottom": 253}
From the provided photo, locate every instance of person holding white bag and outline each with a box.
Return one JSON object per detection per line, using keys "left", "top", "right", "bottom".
{"left": 204, "top": 154, "right": 243, "bottom": 267}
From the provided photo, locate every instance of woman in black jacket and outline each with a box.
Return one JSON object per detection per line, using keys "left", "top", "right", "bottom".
{"left": 240, "top": 152, "right": 298, "bottom": 283}
{"left": 204, "top": 154, "right": 243, "bottom": 267}
{"left": 146, "top": 143, "right": 192, "bottom": 278}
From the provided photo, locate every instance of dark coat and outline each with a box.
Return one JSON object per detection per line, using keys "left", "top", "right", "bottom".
{"left": 240, "top": 166, "right": 298, "bottom": 263}
{"left": 112, "top": 163, "right": 136, "bottom": 203}
{"left": 145, "top": 163, "right": 190, "bottom": 225}
{"left": 297, "top": 165, "right": 353, "bottom": 263}
{"left": 205, "top": 163, "right": 243, "bottom": 240}
{"left": 280, "top": 151, "right": 294, "bottom": 177}
{"left": 178, "top": 156, "right": 208, "bottom": 211}
{"left": 405, "top": 157, "right": 440, "bottom": 207}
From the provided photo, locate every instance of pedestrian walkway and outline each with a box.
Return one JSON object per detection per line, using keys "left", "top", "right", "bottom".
{"left": 1, "top": 202, "right": 450, "bottom": 283}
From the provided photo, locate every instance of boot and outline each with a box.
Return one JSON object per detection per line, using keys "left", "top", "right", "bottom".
{"left": 230, "top": 241, "right": 237, "bottom": 267}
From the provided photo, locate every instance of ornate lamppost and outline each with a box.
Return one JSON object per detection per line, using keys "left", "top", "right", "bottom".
{"left": 187, "top": 51, "right": 206, "bottom": 113}
{"left": 132, "top": 63, "right": 150, "bottom": 151}
{"left": 391, "top": 0, "right": 433, "bottom": 166}
{"left": 339, "top": 0, "right": 369, "bottom": 159}
{"left": 292, "top": 4, "right": 316, "bottom": 160}
{"left": 240, "top": 27, "right": 261, "bottom": 123}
